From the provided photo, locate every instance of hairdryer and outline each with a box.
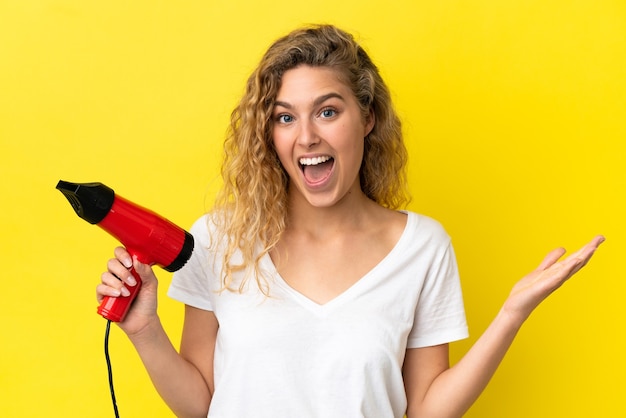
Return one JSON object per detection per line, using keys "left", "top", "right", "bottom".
{"left": 56, "top": 180, "right": 194, "bottom": 322}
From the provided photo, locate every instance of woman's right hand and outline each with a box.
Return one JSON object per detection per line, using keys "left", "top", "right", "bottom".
{"left": 96, "top": 246, "right": 160, "bottom": 336}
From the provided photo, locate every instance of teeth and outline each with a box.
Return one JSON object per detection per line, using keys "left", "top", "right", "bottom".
{"left": 299, "top": 156, "right": 332, "bottom": 166}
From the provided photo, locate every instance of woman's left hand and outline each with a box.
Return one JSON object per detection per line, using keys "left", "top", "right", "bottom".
{"left": 502, "top": 235, "right": 605, "bottom": 325}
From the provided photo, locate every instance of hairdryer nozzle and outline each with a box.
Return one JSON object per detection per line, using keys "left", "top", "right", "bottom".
{"left": 56, "top": 181, "right": 115, "bottom": 224}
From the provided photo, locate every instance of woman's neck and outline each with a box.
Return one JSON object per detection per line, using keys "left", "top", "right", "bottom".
{"left": 285, "top": 187, "right": 382, "bottom": 237}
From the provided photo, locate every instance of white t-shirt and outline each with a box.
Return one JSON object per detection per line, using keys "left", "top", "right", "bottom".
{"left": 168, "top": 211, "right": 468, "bottom": 418}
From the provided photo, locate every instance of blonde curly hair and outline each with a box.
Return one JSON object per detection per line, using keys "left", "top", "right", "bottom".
{"left": 212, "top": 24, "right": 409, "bottom": 293}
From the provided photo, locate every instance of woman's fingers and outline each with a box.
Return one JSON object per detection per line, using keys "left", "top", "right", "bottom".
{"left": 535, "top": 247, "right": 567, "bottom": 271}
{"left": 564, "top": 235, "right": 605, "bottom": 266}
{"left": 97, "top": 272, "right": 124, "bottom": 301}
{"left": 96, "top": 246, "right": 139, "bottom": 303}
{"left": 114, "top": 246, "right": 133, "bottom": 269}
{"left": 106, "top": 256, "right": 137, "bottom": 287}
{"left": 549, "top": 235, "right": 605, "bottom": 281}
{"left": 536, "top": 235, "right": 605, "bottom": 275}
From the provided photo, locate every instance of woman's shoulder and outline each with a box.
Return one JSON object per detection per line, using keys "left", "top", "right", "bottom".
{"left": 188, "top": 212, "right": 224, "bottom": 247}
{"left": 402, "top": 210, "right": 452, "bottom": 245}
{"left": 189, "top": 213, "right": 212, "bottom": 234}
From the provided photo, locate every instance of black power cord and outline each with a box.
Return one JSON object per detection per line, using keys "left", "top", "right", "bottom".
{"left": 105, "top": 319, "right": 120, "bottom": 417}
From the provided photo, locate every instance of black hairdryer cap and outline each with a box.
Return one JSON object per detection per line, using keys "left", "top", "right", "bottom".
{"left": 56, "top": 180, "right": 115, "bottom": 224}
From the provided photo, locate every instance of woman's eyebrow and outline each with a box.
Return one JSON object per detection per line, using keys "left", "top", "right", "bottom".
{"left": 274, "top": 92, "right": 345, "bottom": 110}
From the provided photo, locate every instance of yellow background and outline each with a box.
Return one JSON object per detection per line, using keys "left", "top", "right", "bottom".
{"left": 1, "top": 1, "right": 623, "bottom": 416}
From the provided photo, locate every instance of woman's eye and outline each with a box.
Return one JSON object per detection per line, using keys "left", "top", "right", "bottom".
{"left": 277, "top": 114, "right": 293, "bottom": 123}
{"left": 320, "top": 108, "right": 336, "bottom": 118}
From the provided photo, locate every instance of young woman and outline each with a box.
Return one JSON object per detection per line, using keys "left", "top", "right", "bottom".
{"left": 97, "top": 25, "right": 604, "bottom": 418}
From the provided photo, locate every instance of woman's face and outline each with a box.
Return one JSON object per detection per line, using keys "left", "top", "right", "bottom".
{"left": 272, "top": 65, "right": 374, "bottom": 209}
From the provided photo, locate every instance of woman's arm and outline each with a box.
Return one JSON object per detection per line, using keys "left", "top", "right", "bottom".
{"left": 98, "top": 249, "right": 217, "bottom": 418}
{"left": 404, "top": 310, "right": 521, "bottom": 418}
{"left": 404, "top": 235, "right": 604, "bottom": 418}
{"left": 127, "top": 304, "right": 217, "bottom": 418}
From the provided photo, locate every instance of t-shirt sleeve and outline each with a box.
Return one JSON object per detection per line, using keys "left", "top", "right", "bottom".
{"left": 167, "top": 215, "right": 215, "bottom": 311}
{"left": 407, "top": 240, "right": 469, "bottom": 348}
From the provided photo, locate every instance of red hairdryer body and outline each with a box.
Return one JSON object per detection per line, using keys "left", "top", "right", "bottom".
{"left": 56, "top": 180, "right": 194, "bottom": 322}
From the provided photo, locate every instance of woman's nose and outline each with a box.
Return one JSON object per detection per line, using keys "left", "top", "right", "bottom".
{"left": 297, "top": 120, "right": 320, "bottom": 148}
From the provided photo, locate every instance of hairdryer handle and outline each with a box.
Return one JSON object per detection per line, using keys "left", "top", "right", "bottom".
{"left": 97, "top": 268, "right": 142, "bottom": 322}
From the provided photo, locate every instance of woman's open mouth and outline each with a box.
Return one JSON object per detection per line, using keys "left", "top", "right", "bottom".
{"left": 299, "top": 155, "right": 335, "bottom": 185}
